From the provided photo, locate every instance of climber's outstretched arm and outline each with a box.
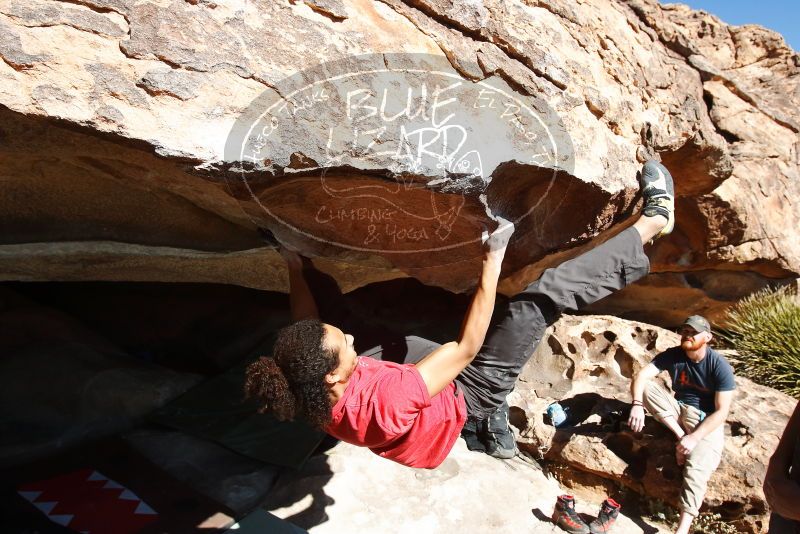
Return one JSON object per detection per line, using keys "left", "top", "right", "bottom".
{"left": 415, "top": 220, "right": 514, "bottom": 397}
{"left": 281, "top": 248, "right": 320, "bottom": 322}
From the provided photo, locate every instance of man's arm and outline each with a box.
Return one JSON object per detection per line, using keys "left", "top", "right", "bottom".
{"left": 281, "top": 248, "right": 319, "bottom": 322}
{"left": 415, "top": 220, "right": 513, "bottom": 398}
{"left": 764, "top": 401, "right": 800, "bottom": 521}
{"left": 676, "top": 389, "right": 734, "bottom": 455}
{"left": 628, "top": 363, "right": 661, "bottom": 433}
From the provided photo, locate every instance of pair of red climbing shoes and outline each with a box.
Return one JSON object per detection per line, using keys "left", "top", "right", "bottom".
{"left": 552, "top": 495, "right": 620, "bottom": 534}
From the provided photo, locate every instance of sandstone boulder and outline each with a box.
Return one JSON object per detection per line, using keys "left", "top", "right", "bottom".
{"left": 124, "top": 427, "right": 281, "bottom": 516}
{"left": 0, "top": 0, "right": 797, "bottom": 326}
{"left": 264, "top": 438, "right": 670, "bottom": 533}
{"left": 0, "top": 287, "right": 202, "bottom": 467}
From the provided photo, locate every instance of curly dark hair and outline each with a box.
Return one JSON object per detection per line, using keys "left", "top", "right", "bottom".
{"left": 244, "top": 318, "right": 339, "bottom": 429}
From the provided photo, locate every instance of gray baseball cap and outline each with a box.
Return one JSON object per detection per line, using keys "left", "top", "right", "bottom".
{"left": 682, "top": 315, "right": 711, "bottom": 333}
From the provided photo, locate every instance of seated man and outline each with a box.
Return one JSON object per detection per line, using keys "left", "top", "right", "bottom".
{"left": 764, "top": 400, "right": 800, "bottom": 533}
{"left": 245, "top": 160, "right": 675, "bottom": 469}
{"left": 628, "top": 315, "right": 736, "bottom": 534}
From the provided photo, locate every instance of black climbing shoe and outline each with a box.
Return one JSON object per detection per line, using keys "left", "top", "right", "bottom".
{"left": 461, "top": 402, "right": 517, "bottom": 459}
{"left": 589, "top": 498, "right": 620, "bottom": 533}
{"left": 460, "top": 417, "right": 487, "bottom": 453}
{"left": 639, "top": 160, "right": 675, "bottom": 238}
{"left": 552, "top": 495, "right": 590, "bottom": 534}
{"left": 484, "top": 402, "right": 517, "bottom": 459}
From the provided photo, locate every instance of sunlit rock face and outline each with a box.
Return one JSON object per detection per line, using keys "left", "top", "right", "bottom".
{"left": 0, "top": 0, "right": 797, "bottom": 324}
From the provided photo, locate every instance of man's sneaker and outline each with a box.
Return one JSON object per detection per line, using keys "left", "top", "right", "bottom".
{"left": 639, "top": 160, "right": 675, "bottom": 238}
{"left": 552, "top": 495, "right": 590, "bottom": 534}
{"left": 589, "top": 498, "right": 620, "bottom": 533}
{"left": 484, "top": 402, "right": 517, "bottom": 459}
{"left": 461, "top": 403, "right": 517, "bottom": 459}
{"left": 460, "top": 417, "right": 487, "bottom": 453}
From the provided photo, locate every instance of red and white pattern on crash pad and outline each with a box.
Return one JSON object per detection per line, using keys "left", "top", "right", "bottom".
{"left": 17, "top": 468, "right": 157, "bottom": 534}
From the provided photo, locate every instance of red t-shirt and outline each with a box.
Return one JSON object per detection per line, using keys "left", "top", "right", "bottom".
{"left": 325, "top": 356, "right": 467, "bottom": 468}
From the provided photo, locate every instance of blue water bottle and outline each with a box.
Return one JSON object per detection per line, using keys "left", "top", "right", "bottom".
{"left": 547, "top": 402, "right": 568, "bottom": 427}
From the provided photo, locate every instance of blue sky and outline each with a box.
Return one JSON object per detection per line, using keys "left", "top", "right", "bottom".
{"left": 665, "top": 1, "right": 799, "bottom": 51}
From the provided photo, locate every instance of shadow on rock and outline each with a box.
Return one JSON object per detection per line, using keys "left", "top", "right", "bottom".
{"left": 261, "top": 437, "right": 338, "bottom": 530}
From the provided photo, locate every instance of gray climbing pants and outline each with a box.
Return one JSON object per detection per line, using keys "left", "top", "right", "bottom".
{"left": 456, "top": 226, "right": 650, "bottom": 418}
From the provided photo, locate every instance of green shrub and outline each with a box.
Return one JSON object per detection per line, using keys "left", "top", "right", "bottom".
{"left": 719, "top": 285, "right": 800, "bottom": 397}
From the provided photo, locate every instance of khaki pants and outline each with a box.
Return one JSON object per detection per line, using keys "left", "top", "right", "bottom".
{"left": 643, "top": 382, "right": 725, "bottom": 517}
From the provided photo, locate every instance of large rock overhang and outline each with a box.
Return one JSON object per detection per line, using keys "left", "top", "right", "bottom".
{"left": 0, "top": 0, "right": 797, "bottom": 326}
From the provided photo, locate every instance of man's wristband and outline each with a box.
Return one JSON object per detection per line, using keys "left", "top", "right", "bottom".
{"left": 631, "top": 400, "right": 643, "bottom": 407}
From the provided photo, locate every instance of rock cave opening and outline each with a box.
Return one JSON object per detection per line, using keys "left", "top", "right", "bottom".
{"left": 0, "top": 276, "right": 469, "bottom": 513}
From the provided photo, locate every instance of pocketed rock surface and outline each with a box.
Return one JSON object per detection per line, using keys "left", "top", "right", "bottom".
{"left": 510, "top": 314, "right": 797, "bottom": 533}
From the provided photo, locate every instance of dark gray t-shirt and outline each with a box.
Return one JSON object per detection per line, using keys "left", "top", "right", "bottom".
{"left": 652, "top": 346, "right": 736, "bottom": 414}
